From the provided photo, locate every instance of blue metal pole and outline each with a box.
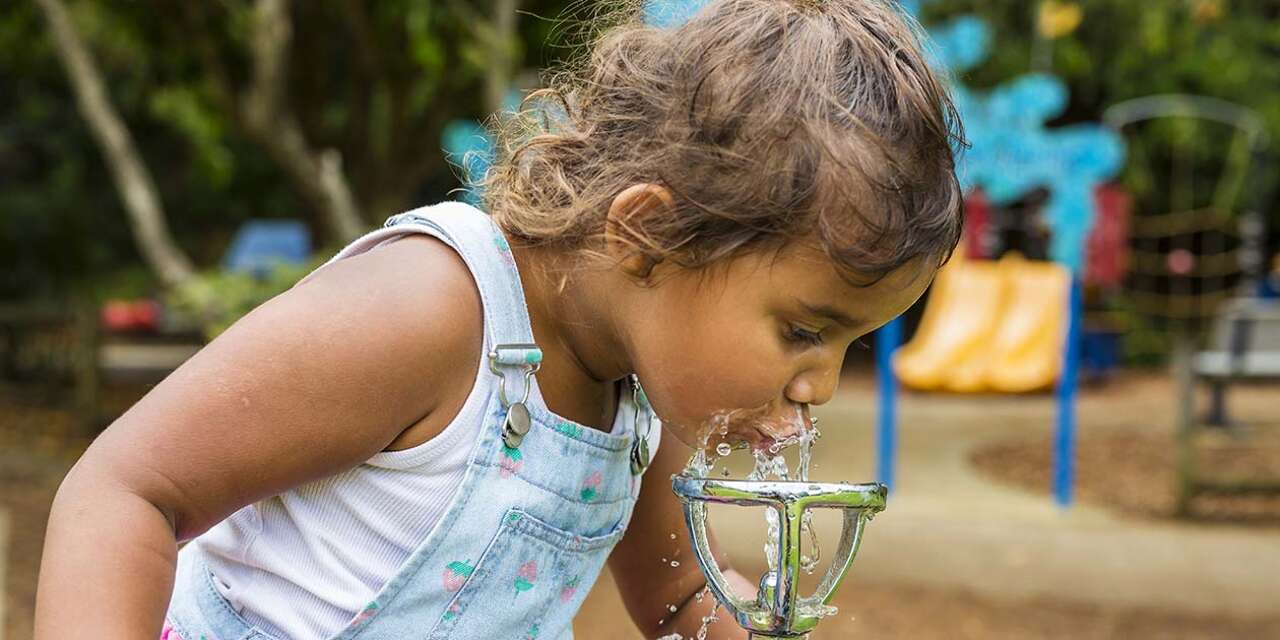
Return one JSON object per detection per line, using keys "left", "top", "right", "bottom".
{"left": 876, "top": 317, "right": 903, "bottom": 492}
{"left": 1053, "top": 278, "right": 1083, "bottom": 508}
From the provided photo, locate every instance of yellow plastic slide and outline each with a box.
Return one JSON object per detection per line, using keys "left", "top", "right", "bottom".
{"left": 892, "top": 253, "right": 1070, "bottom": 393}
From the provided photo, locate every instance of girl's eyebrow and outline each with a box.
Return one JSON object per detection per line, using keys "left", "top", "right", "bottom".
{"left": 799, "top": 301, "right": 861, "bottom": 328}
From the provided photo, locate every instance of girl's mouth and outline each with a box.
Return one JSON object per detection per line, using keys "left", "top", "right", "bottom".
{"left": 739, "top": 404, "right": 812, "bottom": 453}
{"left": 689, "top": 403, "right": 811, "bottom": 454}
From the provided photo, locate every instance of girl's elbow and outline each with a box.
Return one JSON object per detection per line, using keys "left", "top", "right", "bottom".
{"left": 51, "top": 453, "right": 188, "bottom": 539}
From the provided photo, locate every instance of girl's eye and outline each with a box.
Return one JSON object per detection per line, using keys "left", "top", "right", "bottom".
{"left": 786, "top": 325, "right": 824, "bottom": 347}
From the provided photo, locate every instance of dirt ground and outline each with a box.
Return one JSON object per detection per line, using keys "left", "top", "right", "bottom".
{"left": 971, "top": 378, "right": 1280, "bottom": 526}
{"left": 3, "top": 377, "right": 1280, "bottom": 639}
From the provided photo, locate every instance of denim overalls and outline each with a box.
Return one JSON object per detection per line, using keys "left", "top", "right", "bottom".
{"left": 164, "top": 203, "right": 657, "bottom": 639}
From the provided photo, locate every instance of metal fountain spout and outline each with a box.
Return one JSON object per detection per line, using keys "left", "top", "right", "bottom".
{"left": 672, "top": 475, "right": 887, "bottom": 639}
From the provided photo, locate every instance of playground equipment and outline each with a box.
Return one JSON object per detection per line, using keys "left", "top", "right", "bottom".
{"left": 894, "top": 252, "right": 1071, "bottom": 393}
{"left": 1103, "top": 94, "right": 1276, "bottom": 515}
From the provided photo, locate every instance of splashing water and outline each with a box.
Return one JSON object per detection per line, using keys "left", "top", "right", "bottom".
{"left": 733, "top": 406, "right": 823, "bottom": 576}
{"left": 695, "top": 596, "right": 722, "bottom": 640}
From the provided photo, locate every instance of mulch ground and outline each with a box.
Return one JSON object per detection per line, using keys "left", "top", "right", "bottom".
{"left": 971, "top": 423, "right": 1280, "bottom": 526}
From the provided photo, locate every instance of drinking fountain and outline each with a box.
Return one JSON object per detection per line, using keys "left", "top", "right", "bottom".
{"left": 671, "top": 475, "right": 886, "bottom": 639}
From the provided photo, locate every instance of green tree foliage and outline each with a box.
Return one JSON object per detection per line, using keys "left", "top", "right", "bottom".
{"left": 3, "top": 0, "right": 579, "bottom": 300}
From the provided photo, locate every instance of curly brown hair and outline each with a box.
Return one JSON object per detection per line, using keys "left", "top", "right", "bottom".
{"left": 483, "top": 0, "right": 965, "bottom": 285}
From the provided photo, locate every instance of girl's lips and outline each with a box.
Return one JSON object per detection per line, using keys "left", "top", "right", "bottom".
{"left": 749, "top": 405, "right": 811, "bottom": 453}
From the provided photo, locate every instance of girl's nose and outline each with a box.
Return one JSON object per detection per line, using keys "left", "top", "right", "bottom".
{"left": 785, "top": 364, "right": 838, "bottom": 406}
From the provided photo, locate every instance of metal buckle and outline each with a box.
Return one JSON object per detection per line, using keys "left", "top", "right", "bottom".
{"left": 630, "top": 376, "right": 653, "bottom": 475}
{"left": 490, "top": 344, "right": 542, "bottom": 448}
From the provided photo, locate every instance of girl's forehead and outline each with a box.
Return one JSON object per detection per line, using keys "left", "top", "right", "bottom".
{"left": 754, "top": 248, "right": 936, "bottom": 316}
{"left": 679, "top": 242, "right": 935, "bottom": 311}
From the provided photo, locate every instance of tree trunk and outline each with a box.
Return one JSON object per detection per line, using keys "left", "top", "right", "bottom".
{"left": 242, "top": 0, "right": 366, "bottom": 243}
{"left": 487, "top": 0, "right": 520, "bottom": 116}
{"left": 35, "top": 0, "right": 196, "bottom": 290}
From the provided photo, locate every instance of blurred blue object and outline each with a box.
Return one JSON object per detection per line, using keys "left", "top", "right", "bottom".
{"left": 222, "top": 220, "right": 312, "bottom": 278}
{"left": 1262, "top": 275, "right": 1280, "bottom": 300}
{"left": 926, "top": 16, "right": 990, "bottom": 73}
{"left": 644, "top": 0, "right": 710, "bottom": 28}
{"left": 1081, "top": 328, "right": 1121, "bottom": 378}
{"left": 442, "top": 119, "right": 496, "bottom": 208}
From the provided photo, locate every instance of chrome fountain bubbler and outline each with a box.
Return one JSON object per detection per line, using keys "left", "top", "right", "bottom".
{"left": 672, "top": 475, "right": 886, "bottom": 639}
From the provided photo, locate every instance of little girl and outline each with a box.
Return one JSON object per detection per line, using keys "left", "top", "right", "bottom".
{"left": 36, "top": 1, "right": 963, "bottom": 638}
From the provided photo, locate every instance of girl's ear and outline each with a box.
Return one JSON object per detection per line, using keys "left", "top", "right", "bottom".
{"left": 605, "top": 183, "right": 676, "bottom": 281}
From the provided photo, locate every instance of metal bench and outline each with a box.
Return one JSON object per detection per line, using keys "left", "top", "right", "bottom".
{"left": 1171, "top": 297, "right": 1280, "bottom": 514}
{"left": 1194, "top": 298, "right": 1280, "bottom": 426}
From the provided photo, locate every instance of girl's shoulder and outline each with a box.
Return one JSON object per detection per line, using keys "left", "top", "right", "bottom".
{"left": 302, "top": 227, "right": 486, "bottom": 451}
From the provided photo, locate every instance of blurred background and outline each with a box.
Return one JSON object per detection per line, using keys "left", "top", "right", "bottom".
{"left": 2, "top": 0, "right": 1279, "bottom": 638}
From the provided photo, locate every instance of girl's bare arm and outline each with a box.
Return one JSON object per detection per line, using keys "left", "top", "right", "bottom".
{"left": 34, "top": 235, "right": 482, "bottom": 639}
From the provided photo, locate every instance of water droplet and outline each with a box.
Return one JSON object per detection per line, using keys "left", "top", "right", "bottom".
{"left": 668, "top": 603, "right": 679, "bottom": 613}
{"left": 670, "top": 560, "right": 680, "bottom": 567}
{"left": 670, "top": 533, "right": 677, "bottom": 540}
{"left": 715, "top": 442, "right": 732, "bottom": 457}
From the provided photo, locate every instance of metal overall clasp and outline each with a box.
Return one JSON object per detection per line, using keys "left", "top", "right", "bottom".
{"left": 629, "top": 376, "right": 654, "bottom": 475}
{"left": 489, "top": 343, "right": 542, "bottom": 449}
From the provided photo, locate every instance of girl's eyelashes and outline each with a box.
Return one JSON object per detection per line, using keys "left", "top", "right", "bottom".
{"left": 785, "top": 325, "right": 824, "bottom": 347}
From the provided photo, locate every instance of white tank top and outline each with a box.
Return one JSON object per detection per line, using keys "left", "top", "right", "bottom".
{"left": 191, "top": 209, "right": 656, "bottom": 639}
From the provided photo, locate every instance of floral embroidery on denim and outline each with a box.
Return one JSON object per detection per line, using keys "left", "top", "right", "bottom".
{"left": 443, "top": 560, "right": 475, "bottom": 592}
{"left": 559, "top": 576, "right": 581, "bottom": 603}
{"left": 442, "top": 602, "right": 463, "bottom": 621}
{"left": 580, "top": 471, "right": 603, "bottom": 502}
{"left": 159, "top": 621, "right": 184, "bottom": 640}
{"left": 514, "top": 560, "right": 538, "bottom": 598}
{"left": 499, "top": 444, "right": 524, "bottom": 478}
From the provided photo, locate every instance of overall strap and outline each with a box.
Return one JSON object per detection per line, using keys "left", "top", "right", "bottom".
{"left": 383, "top": 204, "right": 542, "bottom": 408}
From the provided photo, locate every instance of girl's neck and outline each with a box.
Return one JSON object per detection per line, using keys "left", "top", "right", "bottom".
{"left": 510, "top": 241, "right": 634, "bottom": 429}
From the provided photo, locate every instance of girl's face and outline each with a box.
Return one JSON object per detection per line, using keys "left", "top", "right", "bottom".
{"left": 624, "top": 244, "right": 934, "bottom": 451}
